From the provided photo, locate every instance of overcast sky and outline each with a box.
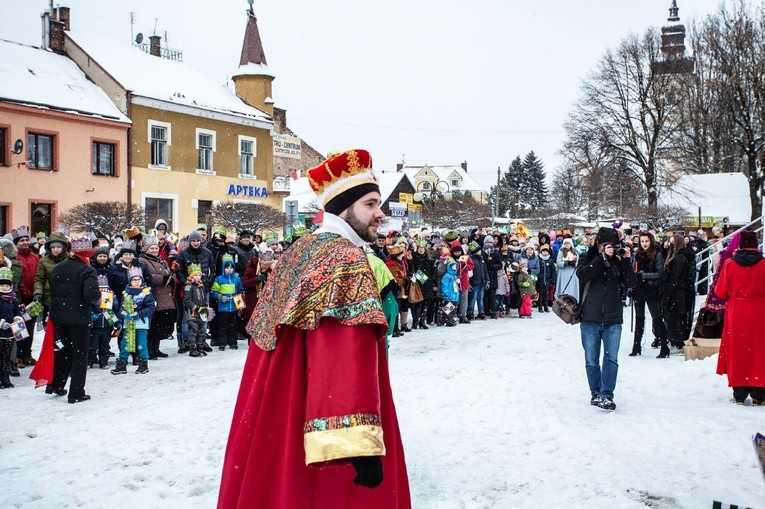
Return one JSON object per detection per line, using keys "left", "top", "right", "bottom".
{"left": 0, "top": 0, "right": 724, "bottom": 190}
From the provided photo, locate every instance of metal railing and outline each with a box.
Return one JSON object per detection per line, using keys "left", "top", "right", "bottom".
{"left": 693, "top": 216, "right": 763, "bottom": 289}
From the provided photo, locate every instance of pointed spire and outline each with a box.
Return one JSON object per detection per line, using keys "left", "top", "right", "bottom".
{"left": 668, "top": 0, "right": 680, "bottom": 22}
{"left": 239, "top": 1, "right": 267, "bottom": 67}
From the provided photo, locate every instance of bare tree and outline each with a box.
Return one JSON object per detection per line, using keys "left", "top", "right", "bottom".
{"left": 419, "top": 191, "right": 492, "bottom": 229}
{"left": 212, "top": 201, "right": 284, "bottom": 234}
{"left": 565, "top": 29, "right": 682, "bottom": 211}
{"left": 58, "top": 201, "right": 145, "bottom": 240}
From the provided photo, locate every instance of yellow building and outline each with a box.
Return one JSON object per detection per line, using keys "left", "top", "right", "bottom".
{"left": 59, "top": 6, "right": 279, "bottom": 235}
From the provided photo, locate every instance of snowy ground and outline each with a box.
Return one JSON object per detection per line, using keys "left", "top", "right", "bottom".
{"left": 1, "top": 305, "right": 763, "bottom": 509}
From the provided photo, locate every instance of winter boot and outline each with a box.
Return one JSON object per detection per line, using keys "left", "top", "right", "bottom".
{"left": 148, "top": 338, "right": 158, "bottom": 360}
{"left": 131, "top": 353, "right": 139, "bottom": 366}
{"left": 178, "top": 341, "right": 189, "bottom": 354}
{"left": 111, "top": 358, "right": 128, "bottom": 375}
{"left": 135, "top": 359, "right": 149, "bottom": 374}
{"left": 202, "top": 341, "right": 213, "bottom": 352}
{"left": 410, "top": 308, "right": 420, "bottom": 330}
{"left": 657, "top": 339, "right": 670, "bottom": 359}
{"left": 628, "top": 339, "right": 642, "bottom": 356}
{"left": 418, "top": 316, "right": 429, "bottom": 330}
{"left": 400, "top": 311, "right": 411, "bottom": 332}
{"left": 189, "top": 348, "right": 201, "bottom": 357}
{"left": 477, "top": 312, "right": 486, "bottom": 320}
{"left": 459, "top": 316, "right": 471, "bottom": 324}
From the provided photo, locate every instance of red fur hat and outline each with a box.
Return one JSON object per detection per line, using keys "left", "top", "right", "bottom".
{"left": 306, "top": 149, "right": 378, "bottom": 213}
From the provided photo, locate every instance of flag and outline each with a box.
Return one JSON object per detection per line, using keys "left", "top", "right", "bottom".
{"left": 291, "top": 170, "right": 299, "bottom": 180}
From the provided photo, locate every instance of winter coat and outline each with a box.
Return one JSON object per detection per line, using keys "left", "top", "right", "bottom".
{"left": 410, "top": 251, "right": 436, "bottom": 300}
{"left": 576, "top": 246, "right": 637, "bottom": 325}
{"left": 107, "top": 261, "right": 154, "bottom": 308}
{"left": 176, "top": 245, "right": 215, "bottom": 292}
{"left": 455, "top": 254, "right": 474, "bottom": 292}
{"left": 536, "top": 254, "right": 557, "bottom": 287}
{"left": 211, "top": 258, "right": 245, "bottom": 313}
{"left": 235, "top": 242, "right": 258, "bottom": 275}
{"left": 496, "top": 270, "right": 510, "bottom": 296}
{"left": 555, "top": 248, "right": 580, "bottom": 300}
{"left": 469, "top": 253, "right": 490, "bottom": 288}
{"left": 139, "top": 252, "right": 174, "bottom": 311}
{"left": 516, "top": 272, "right": 537, "bottom": 297}
{"left": 483, "top": 250, "right": 503, "bottom": 290}
{"left": 241, "top": 256, "right": 260, "bottom": 319}
{"left": 661, "top": 247, "right": 696, "bottom": 315}
{"left": 440, "top": 263, "right": 460, "bottom": 302}
{"left": 633, "top": 250, "right": 664, "bottom": 302}
{"left": 16, "top": 247, "right": 39, "bottom": 302}
{"left": 49, "top": 257, "right": 101, "bottom": 326}
{"left": 714, "top": 250, "right": 765, "bottom": 386}
{"left": 33, "top": 250, "right": 69, "bottom": 306}
{"left": 515, "top": 251, "right": 540, "bottom": 276}
{"left": 385, "top": 257, "right": 408, "bottom": 298}
{"left": 122, "top": 284, "right": 156, "bottom": 330}
{"left": 0, "top": 291, "right": 23, "bottom": 340}
{"left": 183, "top": 280, "right": 206, "bottom": 316}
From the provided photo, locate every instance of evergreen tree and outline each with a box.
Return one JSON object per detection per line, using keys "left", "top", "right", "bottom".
{"left": 522, "top": 151, "right": 548, "bottom": 210}
{"left": 504, "top": 156, "right": 524, "bottom": 217}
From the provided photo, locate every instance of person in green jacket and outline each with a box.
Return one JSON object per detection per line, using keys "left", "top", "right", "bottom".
{"left": 366, "top": 251, "right": 399, "bottom": 354}
{"left": 32, "top": 231, "right": 69, "bottom": 324}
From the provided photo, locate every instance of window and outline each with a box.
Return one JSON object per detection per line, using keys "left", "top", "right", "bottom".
{"left": 0, "top": 205, "right": 8, "bottom": 234}
{"left": 27, "top": 132, "right": 54, "bottom": 169}
{"left": 31, "top": 202, "right": 54, "bottom": 237}
{"left": 150, "top": 125, "right": 168, "bottom": 166}
{"left": 196, "top": 129, "right": 216, "bottom": 172}
{"left": 421, "top": 181, "right": 432, "bottom": 190}
{"left": 92, "top": 141, "right": 116, "bottom": 176}
{"left": 0, "top": 128, "right": 7, "bottom": 166}
{"left": 451, "top": 179, "right": 460, "bottom": 187}
{"left": 239, "top": 136, "right": 255, "bottom": 176}
{"left": 148, "top": 120, "right": 171, "bottom": 168}
{"left": 144, "top": 197, "right": 174, "bottom": 232}
{"left": 197, "top": 199, "right": 213, "bottom": 224}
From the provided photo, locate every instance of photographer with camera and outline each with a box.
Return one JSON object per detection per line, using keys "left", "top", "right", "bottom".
{"left": 576, "top": 227, "right": 637, "bottom": 411}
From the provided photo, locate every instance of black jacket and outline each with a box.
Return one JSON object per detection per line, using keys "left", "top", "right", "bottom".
{"left": 633, "top": 250, "right": 664, "bottom": 301}
{"left": 176, "top": 245, "right": 215, "bottom": 292}
{"left": 107, "top": 261, "right": 154, "bottom": 306}
{"left": 411, "top": 251, "right": 436, "bottom": 299}
{"left": 662, "top": 247, "right": 696, "bottom": 314}
{"left": 576, "top": 246, "right": 636, "bottom": 325}
{"left": 536, "top": 255, "right": 557, "bottom": 287}
{"left": 49, "top": 257, "right": 101, "bottom": 325}
{"left": 483, "top": 250, "right": 504, "bottom": 290}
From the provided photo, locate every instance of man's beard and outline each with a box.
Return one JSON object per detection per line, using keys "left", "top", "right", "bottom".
{"left": 344, "top": 207, "right": 378, "bottom": 242}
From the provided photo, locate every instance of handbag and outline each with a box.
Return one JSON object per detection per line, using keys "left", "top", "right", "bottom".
{"left": 552, "top": 271, "right": 589, "bottom": 325}
{"left": 408, "top": 280, "right": 424, "bottom": 304}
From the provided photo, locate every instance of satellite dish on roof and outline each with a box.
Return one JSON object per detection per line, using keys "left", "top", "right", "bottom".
{"left": 135, "top": 33, "right": 144, "bottom": 44}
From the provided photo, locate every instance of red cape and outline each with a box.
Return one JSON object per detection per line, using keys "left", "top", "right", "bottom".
{"left": 29, "top": 320, "right": 55, "bottom": 389}
{"left": 217, "top": 319, "right": 411, "bottom": 508}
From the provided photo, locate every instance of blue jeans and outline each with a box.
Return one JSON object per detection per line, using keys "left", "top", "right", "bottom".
{"left": 580, "top": 322, "right": 621, "bottom": 399}
{"left": 469, "top": 285, "right": 485, "bottom": 315}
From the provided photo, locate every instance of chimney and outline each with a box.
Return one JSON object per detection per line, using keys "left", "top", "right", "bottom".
{"left": 149, "top": 35, "right": 161, "bottom": 57}
{"left": 56, "top": 6, "right": 70, "bottom": 31}
{"left": 49, "top": 18, "right": 66, "bottom": 53}
{"left": 273, "top": 107, "right": 287, "bottom": 132}
{"left": 461, "top": 161, "right": 468, "bottom": 172}
{"left": 396, "top": 163, "right": 404, "bottom": 172}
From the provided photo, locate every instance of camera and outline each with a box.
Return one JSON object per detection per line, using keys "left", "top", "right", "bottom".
{"left": 616, "top": 247, "right": 626, "bottom": 256}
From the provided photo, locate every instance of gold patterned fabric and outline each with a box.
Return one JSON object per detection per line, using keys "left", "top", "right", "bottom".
{"left": 246, "top": 233, "right": 388, "bottom": 351}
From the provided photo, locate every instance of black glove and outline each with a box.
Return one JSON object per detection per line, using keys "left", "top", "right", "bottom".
{"left": 32, "top": 294, "right": 43, "bottom": 302}
{"left": 349, "top": 456, "right": 383, "bottom": 488}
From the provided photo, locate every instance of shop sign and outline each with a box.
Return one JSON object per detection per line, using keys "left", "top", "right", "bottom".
{"left": 227, "top": 184, "right": 269, "bottom": 198}
{"left": 273, "top": 133, "right": 302, "bottom": 159}
{"left": 399, "top": 192, "right": 413, "bottom": 205}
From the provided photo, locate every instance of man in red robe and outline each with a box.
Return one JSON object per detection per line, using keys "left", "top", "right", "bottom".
{"left": 218, "top": 149, "right": 411, "bottom": 508}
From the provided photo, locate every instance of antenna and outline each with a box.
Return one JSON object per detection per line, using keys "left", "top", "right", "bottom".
{"left": 153, "top": 18, "right": 158, "bottom": 35}
{"left": 130, "top": 12, "right": 135, "bottom": 44}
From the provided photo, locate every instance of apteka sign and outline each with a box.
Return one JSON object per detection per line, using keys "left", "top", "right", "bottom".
{"left": 227, "top": 184, "right": 269, "bottom": 198}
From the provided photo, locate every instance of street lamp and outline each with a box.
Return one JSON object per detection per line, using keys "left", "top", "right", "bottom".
{"left": 413, "top": 179, "right": 452, "bottom": 228}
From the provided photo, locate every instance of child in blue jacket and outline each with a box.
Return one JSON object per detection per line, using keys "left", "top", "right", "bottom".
{"left": 211, "top": 254, "right": 244, "bottom": 351}
{"left": 439, "top": 259, "right": 460, "bottom": 327}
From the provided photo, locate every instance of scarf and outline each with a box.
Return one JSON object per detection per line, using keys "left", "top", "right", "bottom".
{"left": 0, "top": 288, "right": 17, "bottom": 303}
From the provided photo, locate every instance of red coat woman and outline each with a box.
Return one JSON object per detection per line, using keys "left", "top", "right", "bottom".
{"left": 714, "top": 230, "right": 765, "bottom": 405}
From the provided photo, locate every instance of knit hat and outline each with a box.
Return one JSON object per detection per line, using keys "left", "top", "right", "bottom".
{"left": 266, "top": 239, "right": 279, "bottom": 248}
{"left": 0, "top": 267, "right": 12, "bottom": 285}
{"left": 739, "top": 230, "right": 759, "bottom": 249}
{"left": 127, "top": 266, "right": 143, "bottom": 283}
{"left": 468, "top": 241, "right": 481, "bottom": 254}
{"left": 483, "top": 235, "right": 494, "bottom": 245}
{"left": 188, "top": 230, "right": 203, "bottom": 242}
{"left": 187, "top": 263, "right": 202, "bottom": 277}
{"left": 142, "top": 236, "right": 159, "bottom": 251}
{"left": 0, "top": 238, "right": 17, "bottom": 258}
{"left": 116, "top": 239, "right": 138, "bottom": 258}
{"left": 95, "top": 245, "right": 110, "bottom": 257}
{"left": 307, "top": 149, "right": 379, "bottom": 215}
{"left": 444, "top": 231, "right": 460, "bottom": 242}
{"left": 238, "top": 229, "right": 254, "bottom": 237}
{"left": 595, "top": 227, "right": 619, "bottom": 245}
{"left": 11, "top": 226, "right": 30, "bottom": 243}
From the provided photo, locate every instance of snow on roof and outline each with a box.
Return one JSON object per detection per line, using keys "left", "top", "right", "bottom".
{"left": 0, "top": 39, "right": 130, "bottom": 123}
{"left": 66, "top": 31, "right": 272, "bottom": 124}
{"left": 401, "top": 164, "right": 487, "bottom": 193}
{"left": 659, "top": 172, "right": 752, "bottom": 224}
{"left": 284, "top": 171, "right": 413, "bottom": 214}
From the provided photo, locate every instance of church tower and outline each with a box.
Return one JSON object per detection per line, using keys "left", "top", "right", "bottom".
{"left": 233, "top": 0, "right": 275, "bottom": 116}
{"left": 658, "top": 1, "right": 694, "bottom": 73}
